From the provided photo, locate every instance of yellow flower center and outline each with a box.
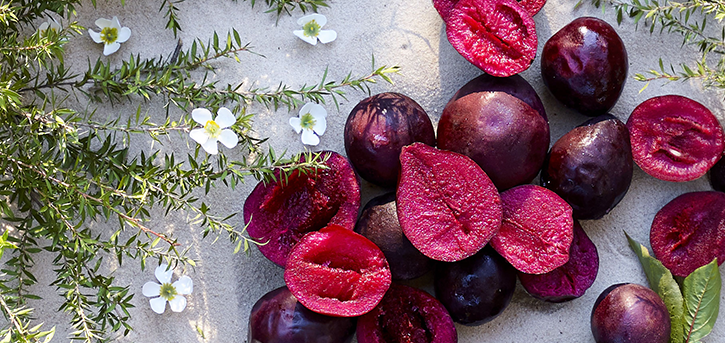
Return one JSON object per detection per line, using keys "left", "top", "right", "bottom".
{"left": 300, "top": 112, "right": 316, "bottom": 130}
{"left": 159, "top": 283, "right": 177, "bottom": 301}
{"left": 303, "top": 20, "right": 321, "bottom": 37}
{"left": 204, "top": 120, "right": 222, "bottom": 138}
{"left": 100, "top": 27, "right": 118, "bottom": 44}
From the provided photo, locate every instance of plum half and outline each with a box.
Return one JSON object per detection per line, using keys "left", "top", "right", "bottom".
{"left": 591, "top": 283, "right": 670, "bottom": 343}
{"left": 243, "top": 151, "right": 360, "bottom": 267}
{"left": 248, "top": 286, "right": 356, "bottom": 343}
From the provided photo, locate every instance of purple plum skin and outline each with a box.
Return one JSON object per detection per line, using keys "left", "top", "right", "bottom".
{"left": 591, "top": 283, "right": 670, "bottom": 343}
{"left": 542, "top": 17, "right": 628, "bottom": 116}
{"left": 449, "top": 73, "right": 547, "bottom": 121}
{"left": 249, "top": 286, "right": 356, "bottom": 343}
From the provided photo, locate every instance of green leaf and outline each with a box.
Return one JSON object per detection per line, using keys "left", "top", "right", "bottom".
{"left": 626, "top": 232, "right": 684, "bottom": 343}
{"left": 682, "top": 258, "right": 721, "bottom": 343}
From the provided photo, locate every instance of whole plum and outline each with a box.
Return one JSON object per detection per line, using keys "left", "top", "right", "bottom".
{"left": 434, "top": 245, "right": 516, "bottom": 325}
{"left": 450, "top": 73, "right": 547, "bottom": 120}
{"left": 542, "top": 17, "right": 627, "bottom": 116}
{"left": 248, "top": 286, "right": 356, "bottom": 343}
{"left": 541, "top": 114, "right": 633, "bottom": 219}
{"left": 437, "top": 91, "right": 550, "bottom": 190}
{"left": 591, "top": 283, "right": 670, "bottom": 343}
{"left": 344, "top": 92, "right": 435, "bottom": 188}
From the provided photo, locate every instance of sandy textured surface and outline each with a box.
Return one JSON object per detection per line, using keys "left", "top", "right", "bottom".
{"left": 22, "top": 0, "right": 725, "bottom": 342}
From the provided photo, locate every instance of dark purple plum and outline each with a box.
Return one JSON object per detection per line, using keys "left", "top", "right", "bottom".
{"left": 248, "top": 286, "right": 356, "bottom": 343}
{"left": 354, "top": 193, "right": 433, "bottom": 280}
{"left": 357, "top": 284, "right": 457, "bottom": 343}
{"left": 541, "top": 114, "right": 633, "bottom": 219}
{"left": 448, "top": 73, "right": 547, "bottom": 121}
{"left": 591, "top": 283, "right": 670, "bottom": 343}
{"left": 437, "top": 91, "right": 550, "bottom": 190}
{"left": 344, "top": 92, "right": 435, "bottom": 188}
{"left": 518, "top": 221, "right": 598, "bottom": 302}
{"left": 434, "top": 245, "right": 516, "bottom": 325}
{"left": 709, "top": 156, "right": 725, "bottom": 191}
{"left": 542, "top": 17, "right": 627, "bottom": 116}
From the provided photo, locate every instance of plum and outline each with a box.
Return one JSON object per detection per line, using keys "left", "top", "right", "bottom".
{"left": 541, "top": 17, "right": 627, "bottom": 116}
{"left": 447, "top": 73, "right": 547, "bottom": 121}
{"left": 591, "top": 283, "right": 670, "bottom": 343}
{"left": 518, "top": 221, "right": 599, "bottom": 302}
{"left": 248, "top": 286, "right": 356, "bottom": 343}
{"left": 434, "top": 0, "right": 545, "bottom": 21}
{"left": 344, "top": 92, "right": 435, "bottom": 188}
{"left": 541, "top": 114, "right": 633, "bottom": 219}
{"left": 437, "top": 91, "right": 550, "bottom": 190}
{"left": 446, "top": 0, "right": 538, "bottom": 77}
{"left": 284, "top": 224, "right": 391, "bottom": 317}
{"left": 397, "top": 143, "right": 502, "bottom": 262}
{"left": 627, "top": 95, "right": 724, "bottom": 182}
{"left": 354, "top": 193, "right": 433, "bottom": 280}
{"left": 434, "top": 245, "right": 516, "bottom": 325}
{"left": 709, "top": 157, "right": 725, "bottom": 191}
{"left": 650, "top": 191, "right": 725, "bottom": 277}
{"left": 243, "top": 151, "right": 360, "bottom": 267}
{"left": 357, "top": 284, "right": 457, "bottom": 343}
{"left": 490, "top": 184, "right": 574, "bottom": 274}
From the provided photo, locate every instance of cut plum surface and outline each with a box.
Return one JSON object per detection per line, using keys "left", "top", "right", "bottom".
{"left": 650, "top": 191, "right": 725, "bottom": 277}
{"left": 490, "top": 184, "right": 574, "bottom": 274}
{"left": 284, "top": 225, "right": 391, "bottom": 317}
{"left": 627, "top": 95, "right": 724, "bottom": 182}
{"left": 434, "top": 0, "right": 544, "bottom": 21}
{"left": 357, "top": 284, "right": 457, "bottom": 343}
{"left": 397, "top": 143, "right": 502, "bottom": 262}
{"left": 517, "top": 0, "right": 545, "bottom": 15}
{"left": 446, "top": 0, "right": 538, "bottom": 77}
{"left": 243, "top": 151, "right": 360, "bottom": 267}
{"left": 518, "top": 221, "right": 598, "bottom": 302}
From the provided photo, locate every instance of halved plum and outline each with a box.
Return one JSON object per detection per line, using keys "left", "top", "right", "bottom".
{"left": 627, "top": 95, "right": 724, "bottom": 182}
{"left": 434, "top": 0, "right": 545, "bottom": 21}
{"left": 244, "top": 151, "right": 360, "bottom": 267}
{"left": 397, "top": 143, "right": 502, "bottom": 262}
{"left": 518, "top": 221, "right": 599, "bottom": 302}
{"left": 357, "top": 284, "right": 457, "bottom": 343}
{"left": 650, "top": 191, "right": 725, "bottom": 277}
{"left": 490, "top": 184, "right": 574, "bottom": 274}
{"left": 284, "top": 225, "right": 391, "bottom": 317}
{"left": 446, "top": 0, "right": 538, "bottom": 77}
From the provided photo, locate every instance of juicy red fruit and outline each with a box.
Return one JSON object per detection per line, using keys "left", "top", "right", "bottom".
{"left": 243, "top": 151, "right": 360, "bottom": 267}
{"left": 649, "top": 191, "right": 725, "bottom": 277}
{"left": 627, "top": 95, "right": 724, "bottom": 182}
{"left": 490, "top": 184, "right": 574, "bottom": 274}
{"left": 434, "top": 0, "right": 545, "bottom": 21}
{"left": 284, "top": 225, "right": 391, "bottom": 317}
{"left": 357, "top": 284, "right": 457, "bottom": 343}
{"left": 446, "top": 0, "right": 538, "bottom": 77}
{"left": 397, "top": 143, "right": 502, "bottom": 262}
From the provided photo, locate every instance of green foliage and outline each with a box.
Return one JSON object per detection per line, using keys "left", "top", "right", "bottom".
{"left": 590, "top": 0, "right": 725, "bottom": 92}
{"left": 0, "top": 1, "right": 399, "bottom": 342}
{"left": 245, "top": 0, "right": 330, "bottom": 20}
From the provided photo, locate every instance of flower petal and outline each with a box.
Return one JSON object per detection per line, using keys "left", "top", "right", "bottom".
{"left": 116, "top": 27, "right": 131, "bottom": 43}
{"left": 88, "top": 29, "right": 102, "bottom": 43}
{"left": 173, "top": 276, "right": 193, "bottom": 295}
{"left": 201, "top": 138, "right": 219, "bottom": 155}
{"left": 305, "top": 103, "right": 327, "bottom": 118}
{"left": 103, "top": 42, "right": 121, "bottom": 56}
{"left": 142, "top": 282, "right": 161, "bottom": 297}
{"left": 111, "top": 16, "right": 122, "bottom": 30}
{"left": 155, "top": 264, "right": 173, "bottom": 284}
{"left": 301, "top": 129, "right": 320, "bottom": 146}
{"left": 214, "top": 107, "right": 236, "bottom": 128}
{"left": 189, "top": 128, "right": 209, "bottom": 145}
{"left": 149, "top": 297, "right": 167, "bottom": 314}
{"left": 218, "top": 130, "right": 238, "bottom": 149}
{"left": 289, "top": 117, "right": 302, "bottom": 133}
{"left": 39, "top": 22, "right": 49, "bottom": 32}
{"left": 311, "top": 112, "right": 327, "bottom": 136}
{"left": 95, "top": 18, "right": 113, "bottom": 29}
{"left": 169, "top": 296, "right": 187, "bottom": 312}
{"left": 192, "top": 108, "right": 213, "bottom": 125}
{"left": 293, "top": 30, "right": 318, "bottom": 45}
{"left": 297, "top": 13, "right": 327, "bottom": 27}
{"left": 317, "top": 30, "right": 337, "bottom": 44}
{"left": 50, "top": 19, "right": 61, "bottom": 31}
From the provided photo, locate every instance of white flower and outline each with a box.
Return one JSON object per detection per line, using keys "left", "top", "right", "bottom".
{"left": 88, "top": 16, "right": 131, "bottom": 56}
{"left": 38, "top": 17, "right": 61, "bottom": 34}
{"left": 293, "top": 14, "right": 337, "bottom": 45}
{"left": 189, "top": 107, "right": 239, "bottom": 155}
{"left": 289, "top": 102, "right": 327, "bottom": 146}
{"left": 142, "top": 264, "right": 193, "bottom": 314}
